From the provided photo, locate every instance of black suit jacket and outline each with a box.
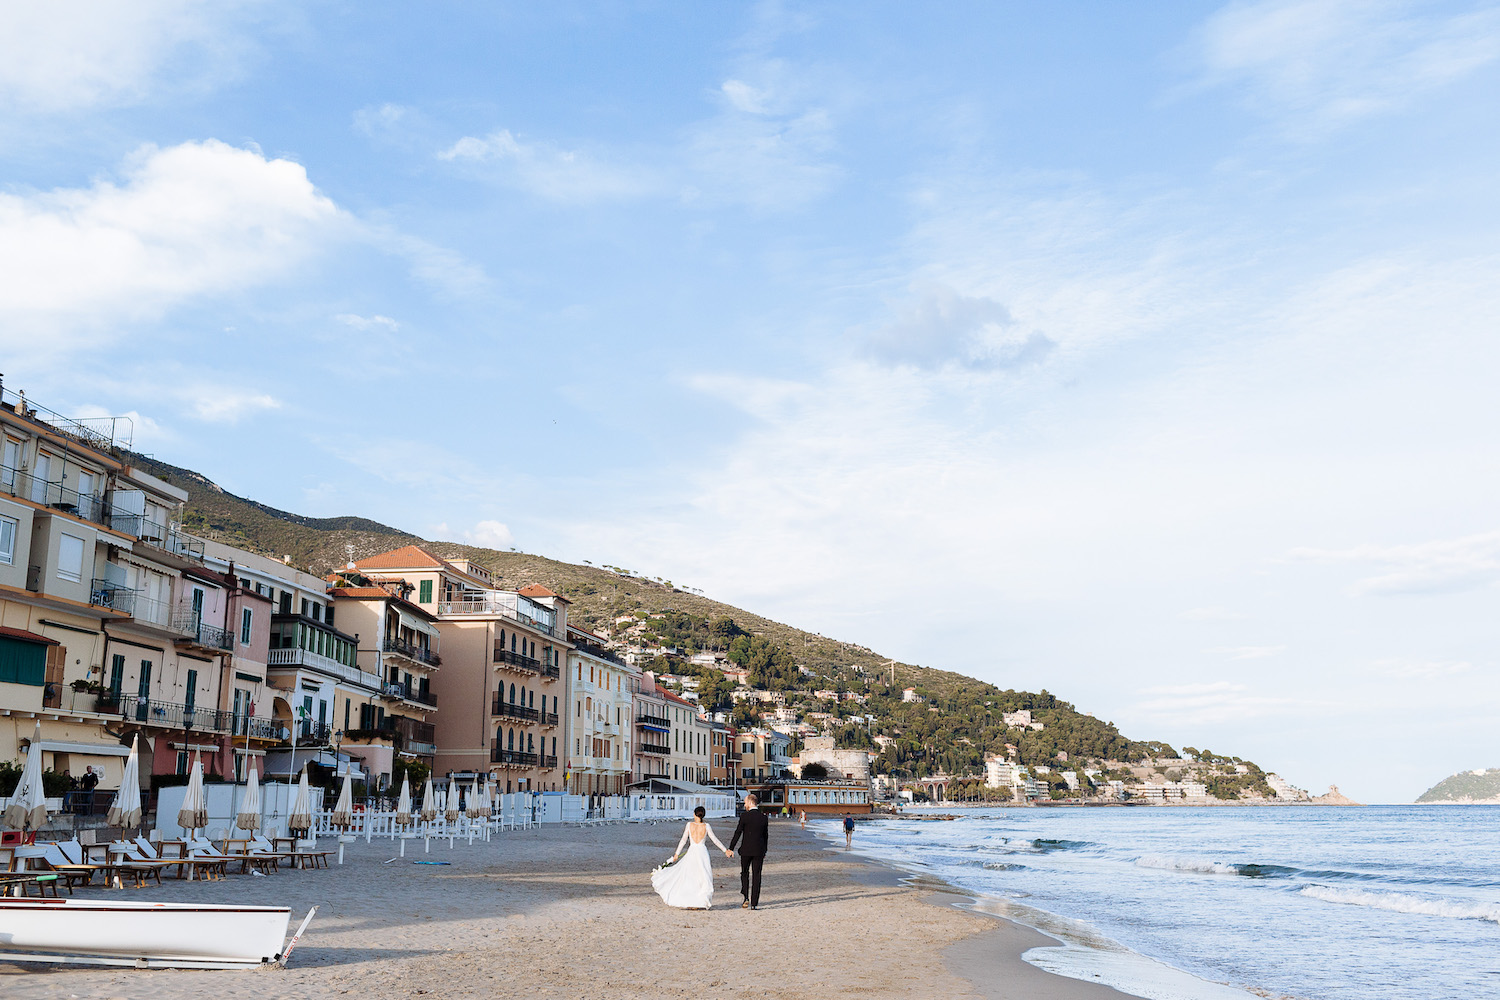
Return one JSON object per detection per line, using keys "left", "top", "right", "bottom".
{"left": 730, "top": 807, "right": 769, "bottom": 856}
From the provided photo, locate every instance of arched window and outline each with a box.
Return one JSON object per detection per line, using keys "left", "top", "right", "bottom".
{"left": 509, "top": 683, "right": 516, "bottom": 704}
{"left": 527, "top": 733, "right": 535, "bottom": 753}
{"left": 507, "top": 728, "right": 515, "bottom": 751}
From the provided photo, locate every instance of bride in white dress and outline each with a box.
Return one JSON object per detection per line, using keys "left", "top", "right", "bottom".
{"left": 651, "top": 806, "right": 730, "bottom": 909}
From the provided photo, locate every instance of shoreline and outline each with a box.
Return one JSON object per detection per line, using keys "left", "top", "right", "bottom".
{"left": 0, "top": 819, "right": 1153, "bottom": 1000}
{"left": 811, "top": 820, "right": 1270, "bottom": 1000}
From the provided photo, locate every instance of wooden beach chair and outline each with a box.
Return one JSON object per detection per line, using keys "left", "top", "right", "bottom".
{"left": 147, "top": 839, "right": 229, "bottom": 880}
{"left": 39, "top": 843, "right": 98, "bottom": 891}
{"left": 188, "top": 838, "right": 270, "bottom": 876}
{"left": 265, "top": 835, "right": 331, "bottom": 869}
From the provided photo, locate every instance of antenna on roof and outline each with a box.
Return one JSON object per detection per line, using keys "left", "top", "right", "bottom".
{"left": 345, "top": 543, "right": 356, "bottom": 570}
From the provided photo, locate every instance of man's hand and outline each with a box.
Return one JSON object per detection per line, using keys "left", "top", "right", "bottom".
{"left": 725, "top": 849, "right": 733, "bottom": 858}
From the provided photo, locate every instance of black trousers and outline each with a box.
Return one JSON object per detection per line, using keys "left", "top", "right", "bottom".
{"left": 739, "top": 852, "right": 764, "bottom": 906}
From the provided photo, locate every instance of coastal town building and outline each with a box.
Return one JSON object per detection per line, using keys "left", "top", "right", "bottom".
{"left": 566, "top": 623, "right": 638, "bottom": 796}
{"left": 631, "top": 676, "right": 670, "bottom": 783}
{"left": 797, "top": 736, "right": 872, "bottom": 785}
{"left": 325, "top": 574, "right": 442, "bottom": 788}
{"left": 354, "top": 546, "right": 568, "bottom": 793}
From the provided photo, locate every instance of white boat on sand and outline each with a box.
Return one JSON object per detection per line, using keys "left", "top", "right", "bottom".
{"left": 0, "top": 897, "right": 294, "bottom": 969}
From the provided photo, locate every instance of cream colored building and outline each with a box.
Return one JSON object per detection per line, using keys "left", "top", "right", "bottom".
{"left": 565, "top": 624, "right": 638, "bottom": 796}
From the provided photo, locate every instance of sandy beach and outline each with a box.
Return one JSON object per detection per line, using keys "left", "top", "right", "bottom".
{"left": 0, "top": 821, "right": 1127, "bottom": 1000}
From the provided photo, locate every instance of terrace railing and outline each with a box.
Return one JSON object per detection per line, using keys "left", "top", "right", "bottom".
{"left": 492, "top": 648, "right": 541, "bottom": 672}
{"left": 492, "top": 699, "right": 540, "bottom": 722}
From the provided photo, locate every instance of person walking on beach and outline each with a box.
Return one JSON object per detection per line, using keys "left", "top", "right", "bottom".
{"left": 728, "top": 793, "right": 769, "bottom": 910}
{"left": 799, "top": 809, "right": 807, "bottom": 830}
{"left": 843, "top": 813, "right": 855, "bottom": 848}
{"left": 651, "top": 805, "right": 730, "bottom": 909}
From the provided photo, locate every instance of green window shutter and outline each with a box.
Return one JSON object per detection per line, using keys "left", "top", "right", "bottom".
{"left": 419, "top": 579, "right": 433, "bottom": 603}
{"left": 0, "top": 636, "right": 47, "bottom": 686}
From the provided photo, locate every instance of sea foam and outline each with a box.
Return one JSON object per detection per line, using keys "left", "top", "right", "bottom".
{"left": 1299, "top": 884, "right": 1500, "bottom": 923}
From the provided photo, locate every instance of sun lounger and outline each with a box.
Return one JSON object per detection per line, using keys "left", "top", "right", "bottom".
{"left": 143, "top": 839, "right": 229, "bottom": 880}
{"left": 188, "top": 838, "right": 271, "bottom": 876}
{"left": 264, "top": 835, "right": 331, "bottom": 869}
{"left": 39, "top": 843, "right": 97, "bottom": 891}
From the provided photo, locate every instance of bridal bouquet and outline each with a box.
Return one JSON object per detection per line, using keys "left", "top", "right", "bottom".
{"left": 653, "top": 856, "right": 679, "bottom": 872}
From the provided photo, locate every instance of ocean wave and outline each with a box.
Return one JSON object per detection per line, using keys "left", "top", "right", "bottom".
{"left": 1299, "top": 885, "right": 1500, "bottom": 923}
{"left": 983, "top": 861, "right": 1026, "bottom": 871}
{"left": 1135, "top": 854, "right": 1243, "bottom": 875}
{"left": 1031, "top": 838, "right": 1091, "bottom": 852}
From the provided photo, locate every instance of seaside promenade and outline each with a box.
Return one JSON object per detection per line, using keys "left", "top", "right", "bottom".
{"left": 0, "top": 822, "right": 1122, "bottom": 1000}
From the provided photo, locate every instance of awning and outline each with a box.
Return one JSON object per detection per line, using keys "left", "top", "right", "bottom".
{"left": 0, "top": 626, "right": 59, "bottom": 646}
{"left": 35, "top": 740, "right": 131, "bottom": 757}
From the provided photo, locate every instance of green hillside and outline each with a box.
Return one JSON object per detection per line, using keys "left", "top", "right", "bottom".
{"left": 1416, "top": 768, "right": 1500, "bottom": 803}
{"left": 141, "top": 452, "right": 1275, "bottom": 793}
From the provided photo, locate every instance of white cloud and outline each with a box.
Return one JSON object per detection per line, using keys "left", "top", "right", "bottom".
{"left": 1288, "top": 531, "right": 1500, "bottom": 596}
{"left": 0, "top": 0, "right": 269, "bottom": 113}
{"left": 863, "top": 285, "right": 1055, "bottom": 372}
{"left": 1376, "top": 659, "right": 1477, "bottom": 680}
{"left": 463, "top": 520, "right": 515, "bottom": 549}
{"left": 1181, "top": 607, "right": 1248, "bottom": 621}
{"left": 721, "top": 79, "right": 771, "bottom": 114}
{"left": 186, "top": 388, "right": 282, "bottom": 423}
{"left": 1196, "top": 0, "right": 1500, "bottom": 132}
{"left": 0, "top": 139, "right": 345, "bottom": 344}
{"left": 1132, "top": 681, "right": 1326, "bottom": 724}
{"left": 1210, "top": 645, "right": 1287, "bottom": 660}
{"left": 437, "top": 129, "right": 656, "bottom": 203}
{"left": 336, "top": 313, "right": 400, "bottom": 331}
{"left": 353, "top": 102, "right": 411, "bottom": 137}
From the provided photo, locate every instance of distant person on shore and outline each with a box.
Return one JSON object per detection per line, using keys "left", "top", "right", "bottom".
{"left": 650, "top": 805, "right": 730, "bottom": 910}
{"left": 729, "top": 793, "right": 769, "bottom": 910}
{"left": 843, "top": 813, "right": 855, "bottom": 848}
{"left": 799, "top": 809, "right": 807, "bottom": 830}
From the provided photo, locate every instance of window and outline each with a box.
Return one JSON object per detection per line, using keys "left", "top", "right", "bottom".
{"left": 0, "top": 514, "right": 14, "bottom": 565}
{"left": 56, "top": 532, "right": 84, "bottom": 582}
{"left": 419, "top": 579, "right": 432, "bottom": 603}
{"left": 241, "top": 607, "right": 253, "bottom": 645}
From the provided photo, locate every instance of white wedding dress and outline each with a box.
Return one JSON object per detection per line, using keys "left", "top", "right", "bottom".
{"left": 651, "top": 820, "right": 726, "bottom": 909}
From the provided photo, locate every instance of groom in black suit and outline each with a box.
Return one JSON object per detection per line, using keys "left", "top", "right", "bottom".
{"left": 728, "top": 793, "right": 769, "bottom": 909}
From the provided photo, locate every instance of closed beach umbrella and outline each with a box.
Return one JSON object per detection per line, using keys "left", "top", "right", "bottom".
{"left": 444, "top": 784, "right": 461, "bottom": 824}
{"left": 480, "top": 775, "right": 493, "bottom": 818}
{"left": 177, "top": 752, "right": 208, "bottom": 834}
{"left": 106, "top": 735, "right": 142, "bottom": 829}
{"left": 288, "top": 767, "right": 313, "bottom": 833}
{"left": 330, "top": 767, "right": 354, "bottom": 828}
{"left": 465, "top": 776, "right": 483, "bottom": 819}
{"left": 3, "top": 721, "right": 49, "bottom": 831}
{"left": 236, "top": 764, "right": 262, "bottom": 833}
{"left": 419, "top": 776, "right": 436, "bottom": 823}
{"left": 395, "top": 774, "right": 413, "bottom": 828}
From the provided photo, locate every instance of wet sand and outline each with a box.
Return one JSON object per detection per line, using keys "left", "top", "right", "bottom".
{"left": 0, "top": 820, "right": 1129, "bottom": 999}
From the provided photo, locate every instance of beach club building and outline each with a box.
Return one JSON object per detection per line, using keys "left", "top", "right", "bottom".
{"left": 354, "top": 546, "right": 568, "bottom": 793}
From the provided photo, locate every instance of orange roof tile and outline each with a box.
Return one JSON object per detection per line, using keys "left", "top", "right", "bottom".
{"left": 355, "top": 544, "right": 449, "bottom": 571}
{"left": 518, "top": 583, "right": 569, "bottom": 602}
{"left": 331, "top": 586, "right": 393, "bottom": 599}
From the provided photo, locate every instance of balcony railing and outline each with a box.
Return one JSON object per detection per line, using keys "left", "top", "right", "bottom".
{"left": 492, "top": 648, "right": 541, "bottom": 672}
{"left": 489, "top": 743, "right": 540, "bottom": 767}
{"left": 295, "top": 721, "right": 333, "bottom": 745}
{"left": 382, "top": 681, "right": 437, "bottom": 708}
{"left": 106, "top": 515, "right": 205, "bottom": 559}
{"left": 639, "top": 742, "right": 670, "bottom": 756}
{"left": 492, "top": 699, "right": 540, "bottom": 722}
{"left": 636, "top": 713, "right": 670, "bottom": 730}
{"left": 539, "top": 710, "right": 559, "bottom": 727}
{"left": 227, "top": 714, "right": 282, "bottom": 741}
{"left": 89, "top": 577, "right": 136, "bottom": 614}
{"left": 116, "top": 694, "right": 228, "bottom": 732}
{"left": 171, "top": 611, "right": 233, "bottom": 650}
{"left": 267, "top": 647, "right": 382, "bottom": 690}
{"left": 542, "top": 754, "right": 558, "bottom": 770}
{"left": 439, "top": 597, "right": 558, "bottom": 637}
{"left": 571, "top": 638, "right": 629, "bottom": 667}
{"left": 382, "top": 637, "right": 441, "bottom": 667}
{"left": 540, "top": 662, "right": 561, "bottom": 680}
{"left": 0, "top": 466, "right": 108, "bottom": 523}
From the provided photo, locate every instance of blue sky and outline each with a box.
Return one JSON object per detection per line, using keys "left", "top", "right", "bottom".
{"left": 4, "top": 1, "right": 1499, "bottom": 802}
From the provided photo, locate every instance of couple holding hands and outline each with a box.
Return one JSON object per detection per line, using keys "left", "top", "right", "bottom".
{"left": 650, "top": 793, "right": 769, "bottom": 910}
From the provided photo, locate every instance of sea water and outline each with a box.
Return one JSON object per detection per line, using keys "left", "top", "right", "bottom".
{"left": 831, "top": 805, "right": 1500, "bottom": 1000}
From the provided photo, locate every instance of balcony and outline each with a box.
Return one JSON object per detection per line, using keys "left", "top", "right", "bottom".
{"left": 116, "top": 694, "right": 228, "bottom": 733}
{"left": 382, "top": 637, "right": 441, "bottom": 667}
{"left": 539, "top": 710, "right": 559, "bottom": 728}
{"left": 492, "top": 648, "right": 541, "bottom": 673}
{"left": 382, "top": 681, "right": 437, "bottom": 708}
{"left": 439, "top": 596, "right": 558, "bottom": 636}
{"left": 639, "top": 742, "right": 670, "bottom": 756}
{"left": 268, "top": 647, "right": 382, "bottom": 690}
{"left": 171, "top": 612, "right": 233, "bottom": 651}
{"left": 294, "top": 721, "right": 333, "bottom": 746}
{"left": 636, "top": 713, "right": 670, "bottom": 730}
{"left": 1, "top": 466, "right": 108, "bottom": 526}
{"left": 492, "top": 698, "right": 539, "bottom": 722}
{"left": 540, "top": 661, "right": 561, "bottom": 680}
{"left": 489, "top": 743, "right": 540, "bottom": 767}
{"left": 227, "top": 714, "right": 283, "bottom": 741}
{"left": 542, "top": 755, "right": 558, "bottom": 770}
{"left": 108, "top": 515, "right": 205, "bottom": 560}
{"left": 571, "top": 637, "right": 628, "bottom": 667}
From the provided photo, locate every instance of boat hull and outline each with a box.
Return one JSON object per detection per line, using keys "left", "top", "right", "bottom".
{"left": 0, "top": 899, "right": 292, "bottom": 969}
